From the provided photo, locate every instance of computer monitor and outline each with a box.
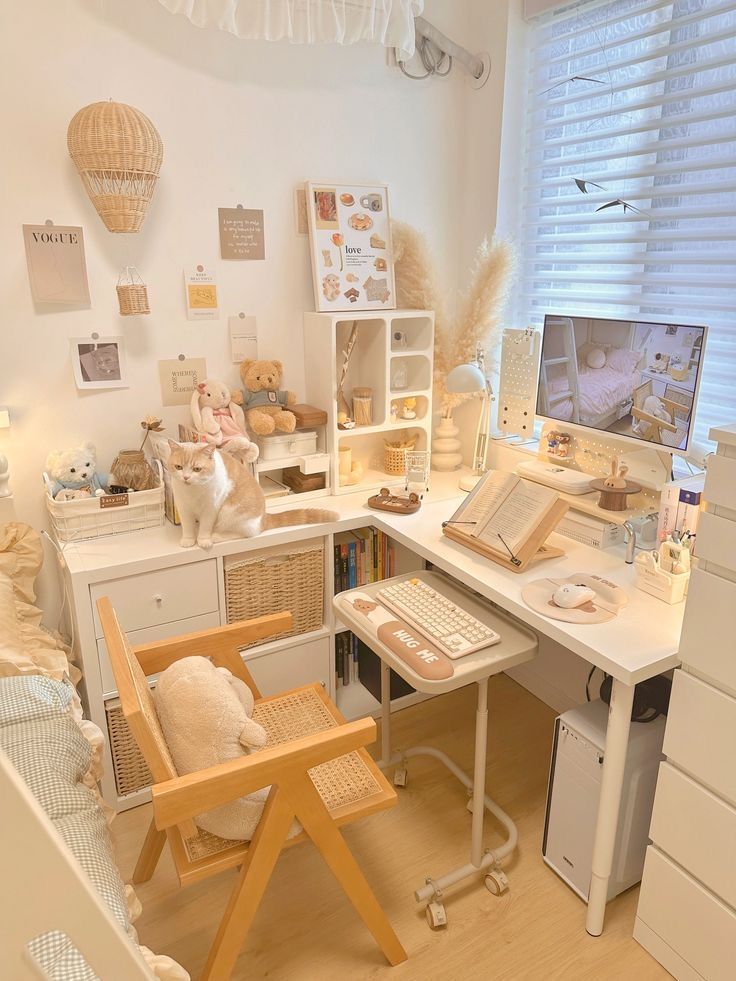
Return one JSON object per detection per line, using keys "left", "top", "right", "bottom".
{"left": 536, "top": 315, "right": 707, "bottom": 456}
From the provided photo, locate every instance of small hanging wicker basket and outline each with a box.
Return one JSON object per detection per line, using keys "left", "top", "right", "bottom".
{"left": 116, "top": 266, "right": 150, "bottom": 316}
{"left": 67, "top": 101, "right": 163, "bottom": 233}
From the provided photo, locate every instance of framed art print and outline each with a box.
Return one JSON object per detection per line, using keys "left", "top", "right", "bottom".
{"left": 305, "top": 181, "right": 396, "bottom": 313}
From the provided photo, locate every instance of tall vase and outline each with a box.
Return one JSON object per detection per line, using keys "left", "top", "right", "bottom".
{"left": 432, "top": 415, "right": 462, "bottom": 471}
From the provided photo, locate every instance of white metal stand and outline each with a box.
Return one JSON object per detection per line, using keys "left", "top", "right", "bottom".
{"left": 379, "top": 663, "right": 518, "bottom": 921}
{"left": 586, "top": 679, "right": 635, "bottom": 936}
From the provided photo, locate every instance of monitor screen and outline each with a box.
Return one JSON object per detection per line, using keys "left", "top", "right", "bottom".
{"left": 536, "top": 316, "right": 706, "bottom": 453}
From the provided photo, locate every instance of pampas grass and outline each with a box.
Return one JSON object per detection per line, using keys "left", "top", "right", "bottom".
{"left": 392, "top": 221, "right": 517, "bottom": 417}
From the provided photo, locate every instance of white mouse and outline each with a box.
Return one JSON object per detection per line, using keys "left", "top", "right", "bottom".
{"left": 553, "top": 583, "right": 596, "bottom": 609}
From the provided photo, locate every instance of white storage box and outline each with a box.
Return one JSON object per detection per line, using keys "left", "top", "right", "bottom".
{"left": 44, "top": 460, "right": 165, "bottom": 544}
{"left": 299, "top": 452, "right": 330, "bottom": 475}
{"left": 634, "top": 553, "right": 690, "bottom": 604}
{"left": 258, "top": 430, "right": 317, "bottom": 460}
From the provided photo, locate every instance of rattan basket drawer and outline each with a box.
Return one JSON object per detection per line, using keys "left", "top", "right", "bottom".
{"left": 224, "top": 539, "right": 324, "bottom": 646}
{"left": 105, "top": 698, "right": 151, "bottom": 798}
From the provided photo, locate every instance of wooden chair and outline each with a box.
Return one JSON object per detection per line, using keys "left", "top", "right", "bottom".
{"left": 97, "top": 597, "right": 406, "bottom": 980}
{"left": 631, "top": 379, "right": 681, "bottom": 445}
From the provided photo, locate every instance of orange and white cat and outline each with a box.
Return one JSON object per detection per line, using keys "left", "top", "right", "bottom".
{"left": 167, "top": 440, "right": 338, "bottom": 548}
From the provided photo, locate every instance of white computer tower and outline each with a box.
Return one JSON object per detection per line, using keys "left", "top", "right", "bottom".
{"left": 542, "top": 699, "right": 665, "bottom": 903}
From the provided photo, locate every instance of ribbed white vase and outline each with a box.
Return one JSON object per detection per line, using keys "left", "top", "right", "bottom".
{"left": 432, "top": 416, "right": 462, "bottom": 471}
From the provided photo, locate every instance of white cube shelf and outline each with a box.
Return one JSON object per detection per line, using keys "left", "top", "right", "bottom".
{"left": 304, "top": 310, "right": 434, "bottom": 494}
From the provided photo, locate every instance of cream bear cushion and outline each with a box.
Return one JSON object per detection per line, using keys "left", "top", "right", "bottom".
{"left": 586, "top": 347, "right": 607, "bottom": 369}
{"left": 154, "top": 656, "right": 275, "bottom": 841}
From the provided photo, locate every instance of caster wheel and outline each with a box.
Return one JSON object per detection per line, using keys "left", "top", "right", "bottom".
{"left": 394, "top": 767, "right": 408, "bottom": 788}
{"left": 484, "top": 869, "right": 509, "bottom": 896}
{"left": 425, "top": 901, "right": 447, "bottom": 929}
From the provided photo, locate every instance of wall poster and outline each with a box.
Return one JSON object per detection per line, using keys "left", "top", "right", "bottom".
{"left": 23, "top": 223, "right": 90, "bottom": 306}
{"left": 305, "top": 182, "right": 395, "bottom": 313}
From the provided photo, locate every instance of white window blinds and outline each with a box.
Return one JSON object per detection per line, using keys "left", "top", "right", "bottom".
{"left": 520, "top": 0, "right": 736, "bottom": 447}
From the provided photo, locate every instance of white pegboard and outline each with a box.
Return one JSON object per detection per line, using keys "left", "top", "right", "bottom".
{"left": 539, "top": 422, "right": 662, "bottom": 512}
{"left": 497, "top": 328, "right": 540, "bottom": 440}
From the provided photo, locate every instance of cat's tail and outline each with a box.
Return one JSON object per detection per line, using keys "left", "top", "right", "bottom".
{"left": 262, "top": 508, "right": 339, "bottom": 530}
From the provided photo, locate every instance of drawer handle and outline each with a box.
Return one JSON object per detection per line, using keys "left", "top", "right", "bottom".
{"left": 154, "top": 594, "right": 163, "bottom": 605}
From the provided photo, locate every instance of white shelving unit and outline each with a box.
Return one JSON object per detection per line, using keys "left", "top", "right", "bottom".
{"left": 254, "top": 426, "right": 331, "bottom": 501}
{"left": 304, "top": 310, "right": 434, "bottom": 495}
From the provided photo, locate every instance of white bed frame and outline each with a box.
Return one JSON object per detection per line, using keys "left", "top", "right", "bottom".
{"left": 0, "top": 749, "right": 153, "bottom": 980}
{"left": 540, "top": 317, "right": 638, "bottom": 429}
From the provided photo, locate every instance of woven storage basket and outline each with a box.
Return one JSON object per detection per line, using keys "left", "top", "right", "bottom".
{"left": 117, "top": 266, "right": 150, "bottom": 315}
{"left": 67, "top": 101, "right": 163, "bottom": 233}
{"left": 105, "top": 699, "right": 152, "bottom": 798}
{"left": 383, "top": 436, "right": 417, "bottom": 476}
{"left": 43, "top": 460, "right": 165, "bottom": 544}
{"left": 225, "top": 540, "right": 324, "bottom": 646}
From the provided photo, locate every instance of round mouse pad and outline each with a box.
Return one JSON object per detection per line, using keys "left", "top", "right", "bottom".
{"left": 521, "top": 577, "right": 616, "bottom": 624}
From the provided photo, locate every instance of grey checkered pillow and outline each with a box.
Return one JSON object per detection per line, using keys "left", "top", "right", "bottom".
{"left": 0, "top": 676, "right": 130, "bottom": 980}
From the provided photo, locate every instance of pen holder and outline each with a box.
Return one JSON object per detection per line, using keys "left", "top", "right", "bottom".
{"left": 634, "top": 553, "right": 690, "bottom": 604}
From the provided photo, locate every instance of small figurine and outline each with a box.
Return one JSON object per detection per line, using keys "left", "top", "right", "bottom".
{"left": 401, "top": 397, "right": 417, "bottom": 419}
{"left": 546, "top": 431, "right": 559, "bottom": 454}
{"left": 555, "top": 432, "right": 571, "bottom": 459}
{"left": 390, "top": 403, "right": 399, "bottom": 424}
{"left": 603, "top": 457, "right": 629, "bottom": 489}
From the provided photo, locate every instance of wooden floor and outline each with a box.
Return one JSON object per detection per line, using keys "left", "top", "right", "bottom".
{"left": 111, "top": 675, "right": 668, "bottom": 980}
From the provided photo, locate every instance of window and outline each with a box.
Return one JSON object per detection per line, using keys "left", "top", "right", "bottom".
{"left": 519, "top": 0, "right": 736, "bottom": 448}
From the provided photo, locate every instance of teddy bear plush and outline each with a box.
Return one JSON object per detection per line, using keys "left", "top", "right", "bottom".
{"left": 239, "top": 358, "right": 297, "bottom": 436}
{"left": 190, "top": 378, "right": 259, "bottom": 462}
{"left": 154, "top": 655, "right": 298, "bottom": 841}
{"left": 45, "top": 442, "right": 108, "bottom": 500}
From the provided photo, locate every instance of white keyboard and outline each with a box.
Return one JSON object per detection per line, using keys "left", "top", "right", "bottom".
{"left": 376, "top": 577, "right": 501, "bottom": 659}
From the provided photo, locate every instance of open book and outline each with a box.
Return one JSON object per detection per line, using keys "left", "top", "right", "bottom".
{"left": 447, "top": 471, "right": 560, "bottom": 561}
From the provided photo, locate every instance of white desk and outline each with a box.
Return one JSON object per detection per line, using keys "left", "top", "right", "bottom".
{"left": 61, "top": 469, "right": 685, "bottom": 937}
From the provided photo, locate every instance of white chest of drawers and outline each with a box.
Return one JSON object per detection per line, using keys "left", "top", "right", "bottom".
{"left": 635, "top": 423, "right": 736, "bottom": 980}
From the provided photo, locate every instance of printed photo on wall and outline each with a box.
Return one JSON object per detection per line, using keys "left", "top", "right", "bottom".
{"left": 71, "top": 337, "right": 128, "bottom": 390}
{"left": 184, "top": 265, "right": 219, "bottom": 320}
{"left": 305, "top": 181, "right": 396, "bottom": 313}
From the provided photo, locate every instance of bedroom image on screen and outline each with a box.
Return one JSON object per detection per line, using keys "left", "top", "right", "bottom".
{"left": 536, "top": 316, "right": 706, "bottom": 452}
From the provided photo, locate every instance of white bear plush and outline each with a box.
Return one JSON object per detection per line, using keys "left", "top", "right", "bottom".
{"left": 45, "top": 442, "right": 107, "bottom": 500}
{"left": 154, "top": 656, "right": 294, "bottom": 842}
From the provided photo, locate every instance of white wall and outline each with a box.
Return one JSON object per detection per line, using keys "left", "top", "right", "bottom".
{"left": 0, "top": 0, "right": 513, "bottom": 619}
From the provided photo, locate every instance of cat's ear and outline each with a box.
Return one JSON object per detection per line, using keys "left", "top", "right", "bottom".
{"left": 198, "top": 443, "right": 216, "bottom": 458}
{"left": 167, "top": 438, "right": 180, "bottom": 452}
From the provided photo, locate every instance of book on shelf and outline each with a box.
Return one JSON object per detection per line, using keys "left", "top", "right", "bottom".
{"left": 334, "top": 528, "right": 395, "bottom": 592}
{"left": 335, "top": 630, "right": 361, "bottom": 688}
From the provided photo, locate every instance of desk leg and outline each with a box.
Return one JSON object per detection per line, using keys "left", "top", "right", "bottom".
{"left": 471, "top": 678, "right": 489, "bottom": 867}
{"left": 586, "top": 678, "right": 635, "bottom": 937}
{"left": 380, "top": 661, "right": 391, "bottom": 767}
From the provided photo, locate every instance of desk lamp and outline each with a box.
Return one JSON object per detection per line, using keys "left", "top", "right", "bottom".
{"left": 445, "top": 345, "right": 494, "bottom": 492}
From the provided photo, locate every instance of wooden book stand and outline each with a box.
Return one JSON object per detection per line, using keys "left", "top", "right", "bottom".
{"left": 442, "top": 498, "right": 569, "bottom": 573}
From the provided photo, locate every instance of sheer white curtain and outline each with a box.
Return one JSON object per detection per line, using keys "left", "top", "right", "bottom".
{"left": 519, "top": 0, "right": 736, "bottom": 447}
{"left": 157, "top": 0, "right": 423, "bottom": 56}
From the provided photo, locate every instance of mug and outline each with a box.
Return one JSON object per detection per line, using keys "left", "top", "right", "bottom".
{"left": 360, "top": 193, "right": 383, "bottom": 212}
